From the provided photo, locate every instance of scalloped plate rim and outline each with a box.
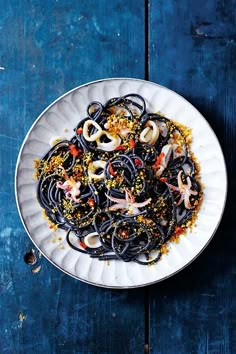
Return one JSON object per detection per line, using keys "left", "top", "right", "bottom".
{"left": 15, "top": 77, "right": 228, "bottom": 289}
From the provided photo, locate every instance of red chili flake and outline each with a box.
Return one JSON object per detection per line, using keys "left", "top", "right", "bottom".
{"left": 76, "top": 127, "right": 83, "bottom": 135}
{"left": 160, "top": 177, "right": 167, "bottom": 183}
{"left": 78, "top": 241, "right": 87, "bottom": 249}
{"left": 134, "top": 159, "right": 142, "bottom": 166}
{"left": 153, "top": 152, "right": 165, "bottom": 168}
{"left": 109, "top": 162, "right": 117, "bottom": 176}
{"left": 88, "top": 198, "right": 95, "bottom": 208}
{"left": 115, "top": 145, "right": 126, "bottom": 151}
{"left": 174, "top": 226, "right": 183, "bottom": 237}
{"left": 49, "top": 225, "right": 54, "bottom": 229}
{"left": 118, "top": 229, "right": 129, "bottom": 239}
{"left": 129, "top": 138, "right": 135, "bottom": 149}
{"left": 69, "top": 144, "right": 82, "bottom": 157}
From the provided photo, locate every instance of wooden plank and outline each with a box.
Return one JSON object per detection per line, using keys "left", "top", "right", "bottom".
{"left": 0, "top": 1, "right": 146, "bottom": 353}
{"left": 148, "top": 1, "right": 236, "bottom": 353}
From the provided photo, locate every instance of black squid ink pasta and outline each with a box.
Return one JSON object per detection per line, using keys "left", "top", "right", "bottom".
{"left": 34, "top": 94, "right": 202, "bottom": 265}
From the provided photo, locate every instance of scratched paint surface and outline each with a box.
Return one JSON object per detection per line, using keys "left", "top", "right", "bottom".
{"left": 148, "top": 1, "right": 236, "bottom": 353}
{"left": 0, "top": 0, "right": 235, "bottom": 353}
{"left": 0, "top": 1, "right": 146, "bottom": 353}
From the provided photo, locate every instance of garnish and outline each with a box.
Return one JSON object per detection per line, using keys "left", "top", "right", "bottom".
{"left": 160, "top": 177, "right": 167, "bottom": 183}
{"left": 129, "top": 138, "right": 135, "bottom": 149}
{"left": 109, "top": 162, "right": 117, "bottom": 176}
{"left": 114, "top": 145, "right": 126, "bottom": 151}
{"left": 69, "top": 144, "right": 82, "bottom": 157}
{"left": 153, "top": 152, "right": 165, "bottom": 169}
{"left": 78, "top": 241, "right": 87, "bottom": 249}
{"left": 88, "top": 198, "right": 95, "bottom": 208}
{"left": 76, "top": 127, "right": 83, "bottom": 134}
{"left": 173, "top": 226, "right": 184, "bottom": 237}
{"left": 134, "top": 159, "right": 142, "bottom": 166}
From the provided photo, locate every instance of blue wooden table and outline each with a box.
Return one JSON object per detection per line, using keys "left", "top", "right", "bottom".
{"left": 0, "top": 1, "right": 235, "bottom": 353}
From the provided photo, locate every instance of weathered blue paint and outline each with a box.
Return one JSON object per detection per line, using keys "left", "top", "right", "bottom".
{"left": 0, "top": 0, "right": 235, "bottom": 353}
{"left": 0, "top": 1, "right": 146, "bottom": 353}
{"left": 149, "top": 1, "right": 235, "bottom": 353}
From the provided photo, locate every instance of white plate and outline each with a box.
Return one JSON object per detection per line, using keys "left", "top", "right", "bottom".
{"left": 15, "top": 78, "right": 227, "bottom": 288}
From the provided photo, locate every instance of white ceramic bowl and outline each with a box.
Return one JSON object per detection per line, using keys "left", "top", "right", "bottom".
{"left": 15, "top": 78, "right": 227, "bottom": 288}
